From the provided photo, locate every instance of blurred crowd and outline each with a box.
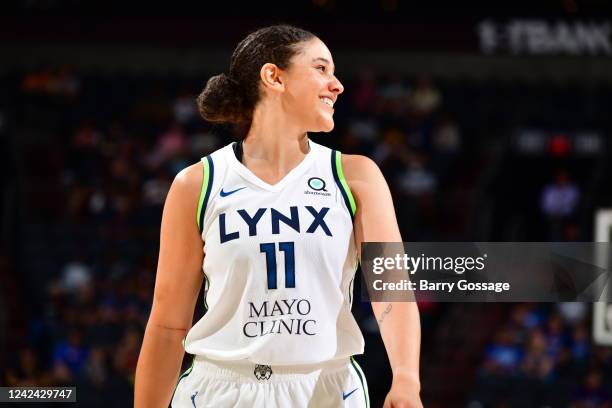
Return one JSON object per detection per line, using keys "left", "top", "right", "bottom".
{"left": 3, "top": 65, "right": 612, "bottom": 407}
{"left": 470, "top": 303, "right": 611, "bottom": 407}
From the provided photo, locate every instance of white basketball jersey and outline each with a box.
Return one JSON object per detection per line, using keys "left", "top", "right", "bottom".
{"left": 183, "top": 139, "right": 364, "bottom": 365}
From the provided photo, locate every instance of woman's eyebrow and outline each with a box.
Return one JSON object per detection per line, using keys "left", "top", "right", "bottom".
{"left": 311, "top": 57, "right": 335, "bottom": 72}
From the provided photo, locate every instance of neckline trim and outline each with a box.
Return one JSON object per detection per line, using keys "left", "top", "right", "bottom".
{"left": 226, "top": 140, "right": 316, "bottom": 192}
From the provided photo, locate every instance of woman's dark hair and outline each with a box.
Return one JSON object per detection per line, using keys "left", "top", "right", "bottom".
{"left": 197, "top": 24, "right": 316, "bottom": 125}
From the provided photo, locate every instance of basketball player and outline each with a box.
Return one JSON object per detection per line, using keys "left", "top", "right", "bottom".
{"left": 135, "top": 25, "right": 422, "bottom": 408}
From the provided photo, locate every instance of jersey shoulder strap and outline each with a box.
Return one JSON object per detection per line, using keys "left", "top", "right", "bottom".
{"left": 330, "top": 149, "right": 357, "bottom": 220}
{"left": 196, "top": 155, "right": 215, "bottom": 234}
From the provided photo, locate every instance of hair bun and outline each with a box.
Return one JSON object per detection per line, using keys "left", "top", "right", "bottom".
{"left": 197, "top": 73, "right": 246, "bottom": 124}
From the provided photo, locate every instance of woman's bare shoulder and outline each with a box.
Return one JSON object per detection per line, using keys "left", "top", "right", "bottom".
{"left": 341, "top": 153, "right": 384, "bottom": 187}
{"left": 160, "top": 161, "right": 205, "bottom": 239}
{"left": 171, "top": 161, "right": 205, "bottom": 200}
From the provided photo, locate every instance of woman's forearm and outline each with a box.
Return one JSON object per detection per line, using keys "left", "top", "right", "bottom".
{"left": 371, "top": 301, "right": 421, "bottom": 387}
{"left": 135, "top": 322, "right": 188, "bottom": 408}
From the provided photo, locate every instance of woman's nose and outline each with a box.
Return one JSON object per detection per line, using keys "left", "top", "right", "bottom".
{"left": 331, "top": 77, "right": 344, "bottom": 95}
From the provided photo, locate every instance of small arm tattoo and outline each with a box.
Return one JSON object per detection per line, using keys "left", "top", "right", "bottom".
{"left": 377, "top": 304, "right": 393, "bottom": 325}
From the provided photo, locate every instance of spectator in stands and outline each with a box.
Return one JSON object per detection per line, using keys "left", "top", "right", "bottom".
{"left": 56, "top": 255, "right": 93, "bottom": 294}
{"left": 83, "top": 346, "right": 108, "bottom": 387}
{"left": 146, "top": 122, "right": 188, "bottom": 172}
{"left": 410, "top": 75, "right": 441, "bottom": 117}
{"left": 432, "top": 114, "right": 461, "bottom": 154}
{"left": 544, "top": 312, "right": 565, "bottom": 359}
{"left": 378, "top": 74, "right": 411, "bottom": 120}
{"left": 557, "top": 302, "right": 587, "bottom": 325}
{"left": 569, "top": 324, "right": 590, "bottom": 362}
{"left": 540, "top": 169, "right": 580, "bottom": 240}
{"left": 346, "top": 116, "right": 380, "bottom": 154}
{"left": 570, "top": 370, "right": 611, "bottom": 408}
{"left": 52, "top": 327, "right": 89, "bottom": 378}
{"left": 396, "top": 153, "right": 438, "bottom": 197}
{"left": 173, "top": 90, "right": 198, "bottom": 126}
{"left": 520, "top": 328, "right": 555, "bottom": 380}
{"left": 4, "top": 347, "right": 44, "bottom": 386}
{"left": 481, "top": 326, "right": 523, "bottom": 376}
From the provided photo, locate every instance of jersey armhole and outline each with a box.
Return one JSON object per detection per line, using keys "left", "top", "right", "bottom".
{"left": 331, "top": 150, "right": 357, "bottom": 221}
{"left": 196, "top": 155, "right": 215, "bottom": 234}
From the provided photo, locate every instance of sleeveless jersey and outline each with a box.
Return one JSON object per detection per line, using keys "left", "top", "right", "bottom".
{"left": 183, "top": 140, "right": 364, "bottom": 365}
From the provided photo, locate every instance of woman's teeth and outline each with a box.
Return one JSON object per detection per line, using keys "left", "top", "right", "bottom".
{"left": 320, "top": 97, "right": 334, "bottom": 107}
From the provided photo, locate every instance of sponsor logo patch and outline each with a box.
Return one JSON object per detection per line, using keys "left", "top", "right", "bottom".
{"left": 305, "top": 177, "right": 331, "bottom": 196}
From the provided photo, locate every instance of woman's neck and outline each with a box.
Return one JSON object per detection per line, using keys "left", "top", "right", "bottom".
{"left": 242, "top": 105, "right": 310, "bottom": 180}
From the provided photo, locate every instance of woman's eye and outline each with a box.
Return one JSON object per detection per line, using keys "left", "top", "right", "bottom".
{"left": 317, "top": 66, "right": 326, "bottom": 72}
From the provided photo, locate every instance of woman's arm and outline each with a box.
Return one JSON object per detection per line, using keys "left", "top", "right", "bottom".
{"left": 134, "top": 163, "right": 205, "bottom": 408}
{"left": 344, "top": 154, "right": 423, "bottom": 408}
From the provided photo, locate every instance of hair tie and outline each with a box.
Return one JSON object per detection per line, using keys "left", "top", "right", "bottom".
{"left": 225, "top": 73, "right": 240, "bottom": 87}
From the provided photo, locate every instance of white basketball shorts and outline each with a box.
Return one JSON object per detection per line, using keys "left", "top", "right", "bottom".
{"left": 171, "top": 355, "right": 370, "bottom": 408}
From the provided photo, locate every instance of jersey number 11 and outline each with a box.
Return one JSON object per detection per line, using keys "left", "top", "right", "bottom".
{"left": 260, "top": 242, "right": 295, "bottom": 289}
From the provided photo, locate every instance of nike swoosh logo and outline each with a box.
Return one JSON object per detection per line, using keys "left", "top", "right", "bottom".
{"left": 220, "top": 187, "right": 246, "bottom": 197}
{"left": 342, "top": 388, "right": 358, "bottom": 400}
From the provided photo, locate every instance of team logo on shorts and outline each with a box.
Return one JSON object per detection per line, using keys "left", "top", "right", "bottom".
{"left": 254, "top": 364, "right": 273, "bottom": 381}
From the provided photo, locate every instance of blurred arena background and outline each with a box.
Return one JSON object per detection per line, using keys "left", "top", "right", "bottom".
{"left": 2, "top": 1, "right": 612, "bottom": 407}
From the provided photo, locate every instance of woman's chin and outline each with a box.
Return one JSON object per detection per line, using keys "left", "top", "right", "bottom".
{"left": 315, "top": 118, "right": 335, "bottom": 133}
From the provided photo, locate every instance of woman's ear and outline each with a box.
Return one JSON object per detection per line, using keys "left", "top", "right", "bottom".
{"left": 260, "top": 63, "right": 285, "bottom": 93}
